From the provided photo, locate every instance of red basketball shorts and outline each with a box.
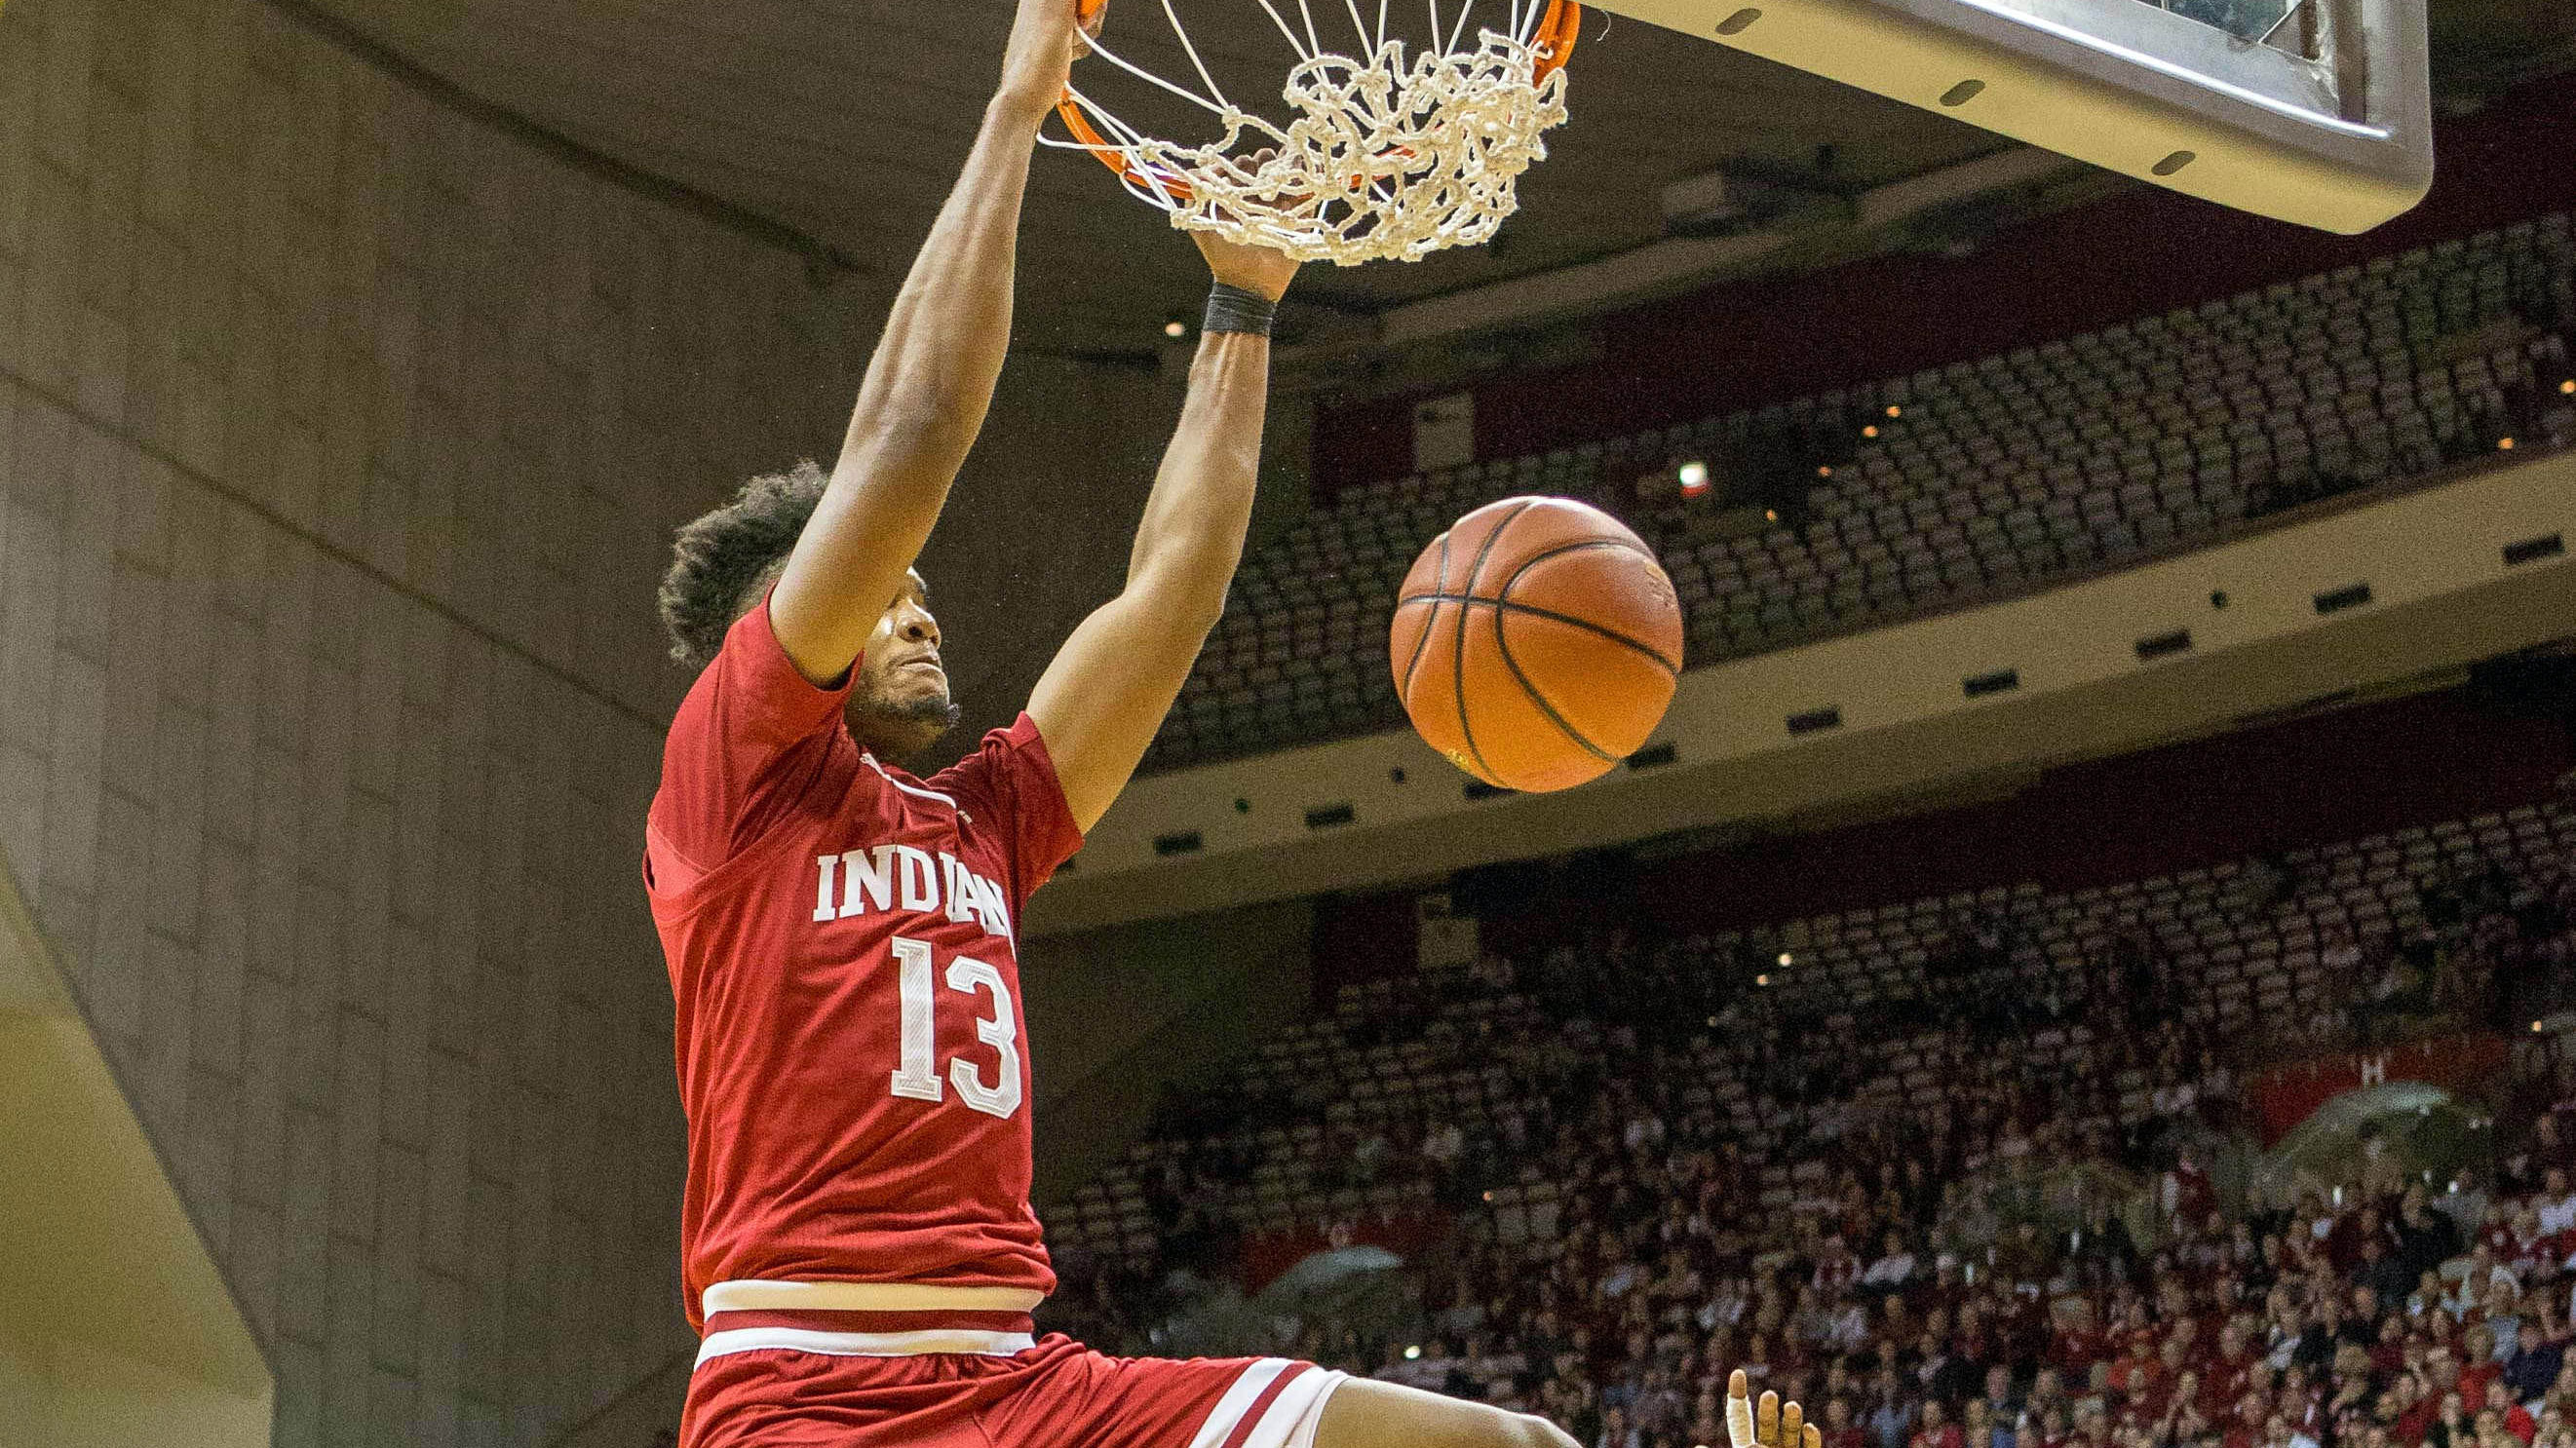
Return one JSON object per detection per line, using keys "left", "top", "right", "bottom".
{"left": 679, "top": 1330, "right": 1346, "bottom": 1448}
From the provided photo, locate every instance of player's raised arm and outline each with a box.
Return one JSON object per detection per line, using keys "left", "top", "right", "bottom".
{"left": 767, "top": 0, "right": 1100, "bottom": 688}
{"left": 1027, "top": 235, "right": 1300, "bottom": 832}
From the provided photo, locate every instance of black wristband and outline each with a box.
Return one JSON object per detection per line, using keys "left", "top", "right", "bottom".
{"left": 1204, "top": 283, "right": 1277, "bottom": 337}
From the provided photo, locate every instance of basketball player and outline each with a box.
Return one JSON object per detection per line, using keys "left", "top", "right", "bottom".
{"left": 645, "top": 1, "right": 1589, "bottom": 1444}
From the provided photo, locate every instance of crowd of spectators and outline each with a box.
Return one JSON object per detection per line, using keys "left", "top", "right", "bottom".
{"left": 1042, "top": 811, "right": 2576, "bottom": 1448}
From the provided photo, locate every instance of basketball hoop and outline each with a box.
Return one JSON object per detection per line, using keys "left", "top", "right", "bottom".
{"left": 1049, "top": 1, "right": 1581, "bottom": 266}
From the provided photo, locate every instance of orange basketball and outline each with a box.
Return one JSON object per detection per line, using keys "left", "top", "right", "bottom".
{"left": 1390, "top": 496, "right": 1684, "bottom": 793}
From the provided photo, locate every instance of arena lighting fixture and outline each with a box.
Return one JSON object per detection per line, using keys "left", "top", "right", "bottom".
{"left": 2500, "top": 438, "right": 2518, "bottom": 450}
{"left": 1817, "top": 465, "right": 1833, "bottom": 478}
{"left": 1404, "top": 1346, "right": 1422, "bottom": 1360}
{"left": 1678, "top": 459, "right": 1711, "bottom": 491}
{"left": 1864, "top": 424, "right": 1880, "bottom": 438}
{"left": 1163, "top": 318, "right": 1189, "bottom": 339}
{"left": 1755, "top": 972, "right": 1771, "bottom": 986}
{"left": 1661, "top": 162, "right": 1858, "bottom": 239}
{"left": 1887, "top": 405, "right": 1903, "bottom": 418}
{"left": 2562, "top": 380, "right": 2575, "bottom": 395}
{"left": 1778, "top": 951, "right": 1793, "bottom": 966}
{"left": 1764, "top": 509, "right": 1780, "bottom": 522}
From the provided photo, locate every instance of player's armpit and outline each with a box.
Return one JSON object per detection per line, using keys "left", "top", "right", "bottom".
{"left": 1025, "top": 590, "right": 1203, "bottom": 835}
{"left": 1025, "top": 327, "right": 1275, "bottom": 833}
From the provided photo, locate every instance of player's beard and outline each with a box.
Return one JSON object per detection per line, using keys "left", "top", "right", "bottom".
{"left": 853, "top": 689, "right": 963, "bottom": 762}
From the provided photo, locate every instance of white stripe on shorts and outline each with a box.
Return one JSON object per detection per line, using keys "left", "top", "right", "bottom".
{"left": 694, "top": 1326, "right": 1035, "bottom": 1368}
{"left": 1189, "top": 1359, "right": 1349, "bottom": 1448}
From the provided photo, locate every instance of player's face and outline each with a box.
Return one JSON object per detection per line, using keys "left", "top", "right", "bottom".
{"left": 847, "top": 570, "right": 961, "bottom": 759}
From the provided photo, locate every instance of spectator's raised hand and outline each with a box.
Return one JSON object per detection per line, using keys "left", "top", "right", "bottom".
{"left": 1731, "top": 1370, "right": 1824, "bottom": 1448}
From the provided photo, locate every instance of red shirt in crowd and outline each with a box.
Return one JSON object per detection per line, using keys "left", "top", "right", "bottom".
{"left": 2206, "top": 1352, "right": 2257, "bottom": 1417}
{"left": 2052, "top": 1323, "right": 2109, "bottom": 1377}
{"left": 2457, "top": 1360, "right": 2503, "bottom": 1406}
{"left": 2107, "top": 1343, "right": 2162, "bottom": 1397}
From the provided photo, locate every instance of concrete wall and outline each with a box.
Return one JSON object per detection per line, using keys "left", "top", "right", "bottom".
{"left": 0, "top": 0, "right": 843, "bottom": 1435}
{"left": 0, "top": 2, "right": 1318, "bottom": 1443}
{"left": 0, "top": 0, "right": 1161, "bottom": 1442}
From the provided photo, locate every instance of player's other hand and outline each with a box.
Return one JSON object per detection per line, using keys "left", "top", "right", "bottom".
{"left": 1192, "top": 152, "right": 1298, "bottom": 303}
{"left": 1193, "top": 230, "right": 1300, "bottom": 305}
{"left": 1727, "top": 1371, "right": 1823, "bottom": 1448}
{"left": 999, "top": 0, "right": 1105, "bottom": 118}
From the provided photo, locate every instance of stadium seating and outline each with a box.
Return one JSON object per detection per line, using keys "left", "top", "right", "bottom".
{"left": 1043, "top": 794, "right": 2576, "bottom": 1446}
{"left": 1146, "top": 215, "right": 2576, "bottom": 770}
{"left": 1048, "top": 797, "right": 2573, "bottom": 1262}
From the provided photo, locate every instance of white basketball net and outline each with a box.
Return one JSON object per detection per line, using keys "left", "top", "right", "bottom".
{"left": 1049, "top": 2, "right": 1575, "bottom": 266}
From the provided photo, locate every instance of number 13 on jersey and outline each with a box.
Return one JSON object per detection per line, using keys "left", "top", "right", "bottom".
{"left": 887, "top": 935, "right": 1023, "bottom": 1119}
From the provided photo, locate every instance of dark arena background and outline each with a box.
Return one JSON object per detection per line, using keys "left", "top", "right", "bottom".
{"left": 4, "top": 0, "right": 2576, "bottom": 1445}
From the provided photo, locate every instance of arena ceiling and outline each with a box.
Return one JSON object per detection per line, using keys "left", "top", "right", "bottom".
{"left": 286, "top": 0, "right": 2573, "bottom": 359}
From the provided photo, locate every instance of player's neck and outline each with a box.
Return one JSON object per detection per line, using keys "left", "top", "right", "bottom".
{"left": 851, "top": 713, "right": 954, "bottom": 764}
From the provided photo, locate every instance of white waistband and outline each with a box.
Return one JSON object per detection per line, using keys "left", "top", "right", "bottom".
{"left": 701, "top": 1279, "right": 1047, "bottom": 1317}
{"left": 696, "top": 1325, "right": 1036, "bottom": 1368}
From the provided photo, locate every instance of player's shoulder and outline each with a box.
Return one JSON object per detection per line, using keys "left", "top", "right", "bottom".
{"left": 923, "top": 713, "right": 1055, "bottom": 797}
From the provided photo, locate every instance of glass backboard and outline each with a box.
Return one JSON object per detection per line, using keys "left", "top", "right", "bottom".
{"left": 1591, "top": 0, "right": 2433, "bottom": 233}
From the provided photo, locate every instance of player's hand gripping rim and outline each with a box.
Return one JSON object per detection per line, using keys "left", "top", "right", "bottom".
{"left": 1728, "top": 1370, "right": 1823, "bottom": 1448}
{"left": 1002, "top": 0, "right": 1106, "bottom": 117}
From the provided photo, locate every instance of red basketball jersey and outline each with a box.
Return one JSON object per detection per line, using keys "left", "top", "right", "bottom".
{"left": 645, "top": 602, "right": 1085, "bottom": 1331}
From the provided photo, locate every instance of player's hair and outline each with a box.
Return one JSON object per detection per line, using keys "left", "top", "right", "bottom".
{"left": 658, "top": 460, "right": 828, "bottom": 671}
